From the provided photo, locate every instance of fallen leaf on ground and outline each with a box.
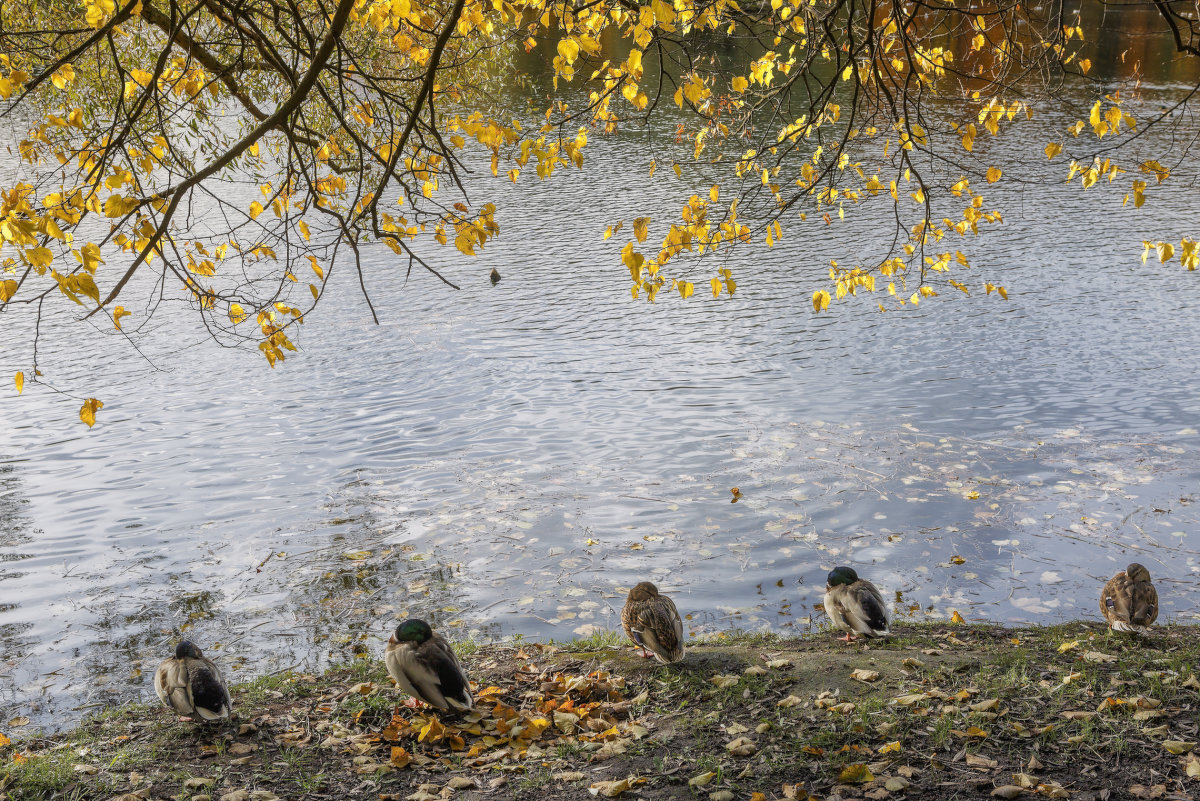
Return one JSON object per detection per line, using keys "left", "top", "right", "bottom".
{"left": 851, "top": 669, "right": 881, "bottom": 682}
{"left": 839, "top": 764, "right": 874, "bottom": 784}
{"left": 991, "top": 787, "right": 1024, "bottom": 799}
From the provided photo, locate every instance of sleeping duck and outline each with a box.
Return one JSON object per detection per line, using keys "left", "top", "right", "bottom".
{"left": 1101, "top": 563, "right": 1158, "bottom": 634}
{"left": 154, "top": 641, "right": 232, "bottom": 722}
{"left": 621, "top": 581, "right": 685, "bottom": 663}
{"left": 385, "top": 619, "right": 473, "bottom": 711}
{"left": 824, "top": 566, "right": 891, "bottom": 642}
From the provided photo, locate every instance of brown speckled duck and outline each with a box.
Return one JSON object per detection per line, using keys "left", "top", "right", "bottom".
{"left": 1101, "top": 563, "right": 1158, "bottom": 634}
{"left": 154, "top": 641, "right": 232, "bottom": 722}
{"left": 824, "top": 566, "right": 891, "bottom": 642}
{"left": 385, "top": 619, "right": 473, "bottom": 711}
{"left": 621, "top": 582, "right": 685, "bottom": 663}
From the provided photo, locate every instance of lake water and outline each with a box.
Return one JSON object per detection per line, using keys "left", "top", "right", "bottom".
{"left": 2, "top": 10, "right": 1200, "bottom": 731}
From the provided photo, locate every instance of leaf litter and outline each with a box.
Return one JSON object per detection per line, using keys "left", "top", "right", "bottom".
{"left": 7, "top": 623, "right": 1200, "bottom": 801}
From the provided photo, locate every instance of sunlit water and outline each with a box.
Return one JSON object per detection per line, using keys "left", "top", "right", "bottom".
{"left": 3, "top": 20, "right": 1200, "bottom": 732}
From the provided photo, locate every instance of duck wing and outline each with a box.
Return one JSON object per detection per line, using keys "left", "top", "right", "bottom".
{"left": 853, "top": 581, "right": 890, "bottom": 635}
{"left": 1100, "top": 574, "right": 1132, "bottom": 625}
{"left": 630, "top": 597, "right": 684, "bottom": 663}
{"left": 154, "top": 658, "right": 194, "bottom": 715}
{"left": 188, "top": 657, "right": 232, "bottom": 720}
{"left": 425, "top": 636, "right": 472, "bottom": 709}
{"left": 1129, "top": 579, "right": 1158, "bottom": 627}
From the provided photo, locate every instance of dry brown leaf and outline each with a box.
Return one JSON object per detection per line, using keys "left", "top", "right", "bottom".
{"left": 777, "top": 695, "right": 804, "bottom": 708}
{"left": 1164, "top": 740, "right": 1196, "bottom": 754}
{"left": 711, "top": 675, "right": 740, "bottom": 689}
{"left": 447, "top": 777, "right": 477, "bottom": 790}
{"left": 1059, "top": 711, "right": 1096, "bottom": 721}
{"left": 710, "top": 792, "right": 735, "bottom": 801}
{"left": 1083, "top": 651, "right": 1118, "bottom": 663}
{"left": 689, "top": 772, "right": 717, "bottom": 788}
{"left": 726, "top": 736, "right": 757, "bottom": 756}
{"left": 965, "top": 753, "right": 998, "bottom": 770}
{"left": 183, "top": 778, "right": 216, "bottom": 791}
{"left": 1013, "top": 773, "right": 1038, "bottom": 788}
{"left": 851, "top": 669, "right": 881, "bottom": 682}
{"left": 884, "top": 777, "right": 910, "bottom": 791}
{"left": 991, "top": 787, "right": 1024, "bottom": 799}
{"left": 555, "top": 772, "right": 587, "bottom": 782}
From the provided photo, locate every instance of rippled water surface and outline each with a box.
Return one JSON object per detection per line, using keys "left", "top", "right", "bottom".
{"left": 3, "top": 24, "right": 1200, "bottom": 731}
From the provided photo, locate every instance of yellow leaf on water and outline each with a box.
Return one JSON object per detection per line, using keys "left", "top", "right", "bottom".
{"left": 950, "top": 610, "right": 965, "bottom": 624}
{"left": 14, "top": 372, "right": 23, "bottom": 394}
{"left": 673, "top": 163, "right": 682, "bottom": 178}
{"left": 79, "top": 398, "right": 103, "bottom": 428}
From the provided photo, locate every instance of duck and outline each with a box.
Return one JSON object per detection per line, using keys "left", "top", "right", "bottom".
{"left": 153, "top": 641, "right": 232, "bottom": 722}
{"left": 824, "top": 566, "right": 891, "bottom": 642}
{"left": 385, "top": 619, "right": 473, "bottom": 711}
{"left": 1101, "top": 563, "right": 1158, "bottom": 633}
{"left": 621, "top": 581, "right": 685, "bottom": 663}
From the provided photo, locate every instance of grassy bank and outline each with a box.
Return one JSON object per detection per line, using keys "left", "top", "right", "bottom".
{"left": 3, "top": 622, "right": 1199, "bottom": 801}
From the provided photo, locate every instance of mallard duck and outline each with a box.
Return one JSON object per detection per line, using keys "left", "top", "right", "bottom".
{"left": 1101, "top": 563, "right": 1158, "bottom": 633}
{"left": 385, "top": 619, "right": 473, "bottom": 711}
{"left": 824, "top": 566, "right": 891, "bottom": 642}
{"left": 154, "top": 641, "right": 232, "bottom": 722}
{"left": 621, "top": 582, "right": 685, "bottom": 663}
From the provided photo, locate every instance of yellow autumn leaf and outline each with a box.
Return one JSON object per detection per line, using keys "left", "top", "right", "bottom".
{"left": 14, "top": 372, "right": 24, "bottom": 394}
{"left": 986, "top": 166, "right": 1002, "bottom": 183}
{"left": 950, "top": 610, "right": 965, "bottom": 624}
{"left": 249, "top": 201, "right": 264, "bottom": 219}
{"left": 0, "top": 279, "right": 17, "bottom": 302}
{"left": 113, "top": 305, "right": 131, "bottom": 330}
{"left": 838, "top": 764, "right": 874, "bottom": 784}
{"left": 80, "top": 397, "right": 104, "bottom": 428}
{"left": 731, "top": 76, "right": 748, "bottom": 93}
{"left": 229, "top": 303, "right": 247, "bottom": 325}
{"left": 1164, "top": 741, "right": 1196, "bottom": 755}
{"left": 812, "top": 289, "right": 831, "bottom": 312}
{"left": 1045, "top": 142, "right": 1062, "bottom": 159}
{"left": 878, "top": 741, "right": 901, "bottom": 754}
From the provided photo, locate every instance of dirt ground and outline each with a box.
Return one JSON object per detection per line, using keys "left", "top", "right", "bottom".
{"left": 4, "top": 622, "right": 1200, "bottom": 801}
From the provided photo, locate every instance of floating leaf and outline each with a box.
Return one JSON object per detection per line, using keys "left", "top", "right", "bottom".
{"left": 79, "top": 398, "right": 103, "bottom": 428}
